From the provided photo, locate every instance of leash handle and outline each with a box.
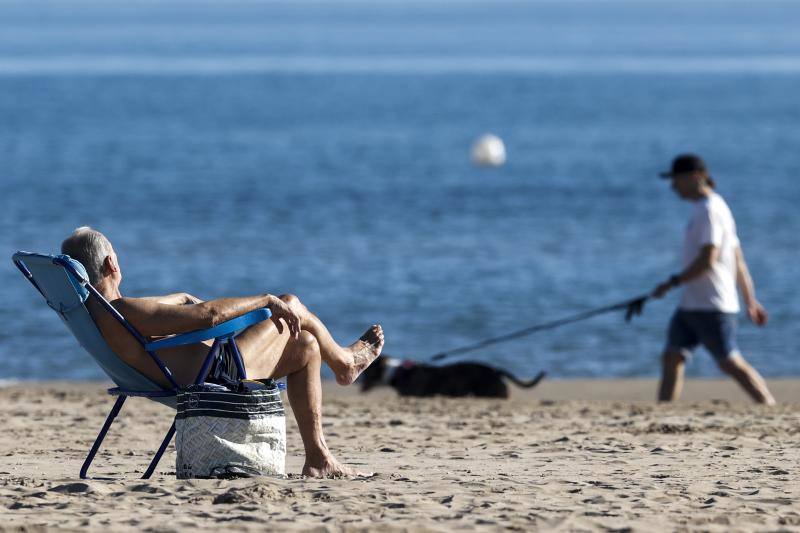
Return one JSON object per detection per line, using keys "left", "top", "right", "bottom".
{"left": 429, "top": 294, "right": 650, "bottom": 362}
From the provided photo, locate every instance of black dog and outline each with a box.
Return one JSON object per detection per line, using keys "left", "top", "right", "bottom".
{"left": 359, "top": 356, "right": 546, "bottom": 398}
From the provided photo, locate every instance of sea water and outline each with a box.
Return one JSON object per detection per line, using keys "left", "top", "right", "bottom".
{"left": 1, "top": 0, "right": 798, "bottom": 380}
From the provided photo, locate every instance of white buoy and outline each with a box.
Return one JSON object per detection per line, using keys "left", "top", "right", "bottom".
{"left": 471, "top": 133, "right": 506, "bottom": 167}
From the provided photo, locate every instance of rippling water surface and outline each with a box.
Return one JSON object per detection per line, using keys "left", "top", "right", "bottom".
{"left": 2, "top": 1, "right": 799, "bottom": 380}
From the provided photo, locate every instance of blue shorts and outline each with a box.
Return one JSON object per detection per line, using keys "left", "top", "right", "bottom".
{"left": 207, "top": 343, "right": 243, "bottom": 384}
{"left": 666, "top": 310, "right": 739, "bottom": 361}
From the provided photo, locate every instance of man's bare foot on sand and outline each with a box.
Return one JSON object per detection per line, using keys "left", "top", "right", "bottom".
{"left": 303, "top": 457, "right": 372, "bottom": 479}
{"left": 333, "top": 325, "right": 384, "bottom": 386}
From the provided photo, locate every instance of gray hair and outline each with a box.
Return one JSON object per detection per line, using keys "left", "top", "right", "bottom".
{"left": 60, "top": 226, "right": 113, "bottom": 284}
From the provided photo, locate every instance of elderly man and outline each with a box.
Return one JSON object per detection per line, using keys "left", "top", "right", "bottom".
{"left": 61, "top": 226, "right": 385, "bottom": 477}
{"left": 652, "top": 154, "right": 775, "bottom": 404}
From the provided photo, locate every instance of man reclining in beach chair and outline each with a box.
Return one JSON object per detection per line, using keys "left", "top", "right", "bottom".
{"left": 61, "top": 226, "right": 384, "bottom": 478}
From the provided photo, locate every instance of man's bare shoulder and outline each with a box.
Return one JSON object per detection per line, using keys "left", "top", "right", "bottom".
{"left": 87, "top": 296, "right": 147, "bottom": 331}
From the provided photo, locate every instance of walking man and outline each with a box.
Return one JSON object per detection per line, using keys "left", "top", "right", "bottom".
{"left": 652, "top": 154, "right": 775, "bottom": 404}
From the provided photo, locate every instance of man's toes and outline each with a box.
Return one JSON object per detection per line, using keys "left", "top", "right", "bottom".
{"left": 361, "top": 325, "right": 383, "bottom": 345}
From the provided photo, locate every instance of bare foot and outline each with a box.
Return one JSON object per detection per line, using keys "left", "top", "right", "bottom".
{"left": 334, "top": 325, "right": 384, "bottom": 386}
{"left": 302, "top": 457, "right": 372, "bottom": 479}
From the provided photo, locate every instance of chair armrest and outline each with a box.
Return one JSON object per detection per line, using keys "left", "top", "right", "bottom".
{"left": 144, "top": 308, "right": 272, "bottom": 351}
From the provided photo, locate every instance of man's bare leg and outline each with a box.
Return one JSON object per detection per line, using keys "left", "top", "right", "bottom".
{"left": 269, "top": 331, "right": 366, "bottom": 477}
{"left": 233, "top": 311, "right": 377, "bottom": 477}
{"left": 658, "top": 349, "right": 686, "bottom": 402}
{"left": 278, "top": 294, "right": 384, "bottom": 385}
{"left": 717, "top": 352, "right": 776, "bottom": 405}
{"left": 234, "top": 294, "right": 384, "bottom": 386}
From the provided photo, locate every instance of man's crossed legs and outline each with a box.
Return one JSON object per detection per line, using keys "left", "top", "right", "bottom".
{"left": 235, "top": 294, "right": 384, "bottom": 477}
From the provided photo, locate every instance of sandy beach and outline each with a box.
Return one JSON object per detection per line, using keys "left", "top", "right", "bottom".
{"left": 2, "top": 379, "right": 798, "bottom": 531}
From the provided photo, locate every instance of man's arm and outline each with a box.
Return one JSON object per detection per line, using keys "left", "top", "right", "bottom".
{"left": 136, "top": 293, "right": 204, "bottom": 306}
{"left": 653, "top": 244, "right": 717, "bottom": 298}
{"left": 735, "top": 246, "right": 768, "bottom": 326}
{"left": 113, "top": 294, "right": 300, "bottom": 338}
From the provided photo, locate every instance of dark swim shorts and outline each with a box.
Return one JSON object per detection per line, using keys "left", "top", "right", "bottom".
{"left": 206, "top": 343, "right": 243, "bottom": 383}
{"left": 666, "top": 310, "right": 739, "bottom": 361}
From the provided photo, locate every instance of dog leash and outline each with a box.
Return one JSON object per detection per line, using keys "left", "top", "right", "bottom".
{"left": 428, "top": 294, "right": 650, "bottom": 362}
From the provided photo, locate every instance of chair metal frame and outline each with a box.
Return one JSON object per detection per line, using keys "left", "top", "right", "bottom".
{"left": 13, "top": 251, "right": 272, "bottom": 479}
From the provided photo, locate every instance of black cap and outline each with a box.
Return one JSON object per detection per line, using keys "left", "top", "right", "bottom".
{"left": 659, "top": 153, "right": 707, "bottom": 178}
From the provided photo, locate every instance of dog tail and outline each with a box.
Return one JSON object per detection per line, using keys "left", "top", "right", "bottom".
{"left": 498, "top": 370, "right": 546, "bottom": 389}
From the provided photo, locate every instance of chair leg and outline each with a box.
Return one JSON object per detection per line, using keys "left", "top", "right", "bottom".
{"left": 80, "top": 395, "right": 127, "bottom": 479}
{"left": 142, "top": 419, "right": 176, "bottom": 479}
{"left": 228, "top": 337, "right": 247, "bottom": 380}
{"left": 194, "top": 339, "right": 220, "bottom": 385}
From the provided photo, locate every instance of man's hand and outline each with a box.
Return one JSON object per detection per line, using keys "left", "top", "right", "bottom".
{"left": 747, "top": 300, "right": 769, "bottom": 326}
{"left": 267, "top": 296, "right": 301, "bottom": 338}
{"left": 653, "top": 275, "right": 680, "bottom": 299}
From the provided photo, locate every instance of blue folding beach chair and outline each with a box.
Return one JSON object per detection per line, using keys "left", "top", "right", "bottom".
{"left": 12, "top": 251, "right": 273, "bottom": 479}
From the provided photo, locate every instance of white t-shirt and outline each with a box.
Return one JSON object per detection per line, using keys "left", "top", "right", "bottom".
{"left": 679, "top": 192, "right": 741, "bottom": 313}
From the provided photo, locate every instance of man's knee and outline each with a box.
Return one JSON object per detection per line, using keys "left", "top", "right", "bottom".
{"left": 279, "top": 293, "right": 300, "bottom": 306}
{"left": 292, "top": 331, "right": 321, "bottom": 371}
{"left": 279, "top": 293, "right": 310, "bottom": 316}
{"left": 295, "top": 329, "right": 317, "bottom": 348}
{"left": 662, "top": 349, "right": 686, "bottom": 368}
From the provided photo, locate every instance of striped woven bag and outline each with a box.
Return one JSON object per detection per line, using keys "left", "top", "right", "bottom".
{"left": 175, "top": 380, "right": 286, "bottom": 479}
